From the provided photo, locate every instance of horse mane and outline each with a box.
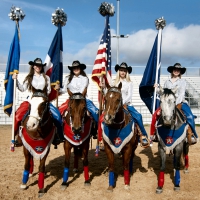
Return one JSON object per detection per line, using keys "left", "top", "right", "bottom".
{"left": 163, "top": 88, "right": 176, "bottom": 97}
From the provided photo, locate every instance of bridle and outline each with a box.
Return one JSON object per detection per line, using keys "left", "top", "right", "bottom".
{"left": 68, "top": 94, "right": 86, "bottom": 134}
{"left": 28, "top": 92, "right": 50, "bottom": 128}
{"left": 159, "top": 93, "right": 177, "bottom": 127}
{"left": 106, "top": 87, "right": 125, "bottom": 124}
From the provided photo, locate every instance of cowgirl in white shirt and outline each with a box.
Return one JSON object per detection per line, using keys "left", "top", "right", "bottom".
{"left": 112, "top": 62, "right": 149, "bottom": 147}
{"left": 151, "top": 63, "right": 198, "bottom": 143}
{"left": 59, "top": 60, "right": 99, "bottom": 123}
{"left": 13, "top": 58, "right": 64, "bottom": 144}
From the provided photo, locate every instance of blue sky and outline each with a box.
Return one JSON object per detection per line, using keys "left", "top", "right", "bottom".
{"left": 1, "top": 0, "right": 200, "bottom": 73}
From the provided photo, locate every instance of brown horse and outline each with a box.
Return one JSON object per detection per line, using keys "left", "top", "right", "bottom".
{"left": 101, "top": 83, "right": 139, "bottom": 191}
{"left": 19, "top": 90, "right": 55, "bottom": 198}
{"left": 61, "top": 88, "right": 92, "bottom": 190}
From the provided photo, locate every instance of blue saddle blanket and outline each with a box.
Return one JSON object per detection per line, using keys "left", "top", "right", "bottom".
{"left": 102, "top": 120, "right": 134, "bottom": 154}
{"left": 157, "top": 122, "right": 188, "bottom": 150}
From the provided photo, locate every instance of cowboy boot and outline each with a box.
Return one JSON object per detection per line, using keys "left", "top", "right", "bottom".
{"left": 187, "top": 126, "right": 197, "bottom": 145}
{"left": 137, "top": 124, "right": 150, "bottom": 148}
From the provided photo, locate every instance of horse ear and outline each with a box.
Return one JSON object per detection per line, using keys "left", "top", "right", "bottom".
{"left": 82, "top": 87, "right": 87, "bottom": 97}
{"left": 105, "top": 81, "right": 110, "bottom": 90}
{"left": 67, "top": 88, "right": 73, "bottom": 97}
{"left": 118, "top": 82, "right": 122, "bottom": 90}
{"left": 171, "top": 86, "right": 178, "bottom": 94}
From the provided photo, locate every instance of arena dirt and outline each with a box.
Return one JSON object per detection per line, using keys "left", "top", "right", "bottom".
{"left": 0, "top": 125, "right": 200, "bottom": 200}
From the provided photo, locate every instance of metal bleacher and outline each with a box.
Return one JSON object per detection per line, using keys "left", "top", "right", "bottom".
{"left": 0, "top": 72, "right": 200, "bottom": 124}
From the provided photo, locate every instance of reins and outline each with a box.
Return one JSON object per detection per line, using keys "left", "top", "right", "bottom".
{"left": 106, "top": 87, "right": 125, "bottom": 124}
{"left": 68, "top": 94, "right": 86, "bottom": 132}
{"left": 27, "top": 92, "right": 51, "bottom": 133}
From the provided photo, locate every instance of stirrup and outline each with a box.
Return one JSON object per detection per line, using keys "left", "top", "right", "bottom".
{"left": 187, "top": 134, "right": 197, "bottom": 145}
{"left": 140, "top": 136, "right": 150, "bottom": 148}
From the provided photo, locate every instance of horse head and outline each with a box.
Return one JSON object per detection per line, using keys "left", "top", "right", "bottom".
{"left": 104, "top": 82, "right": 123, "bottom": 125}
{"left": 67, "top": 88, "right": 87, "bottom": 134}
{"left": 26, "top": 89, "right": 49, "bottom": 132}
{"left": 158, "top": 86, "right": 178, "bottom": 126}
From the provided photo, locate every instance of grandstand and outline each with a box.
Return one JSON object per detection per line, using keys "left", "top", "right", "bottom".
{"left": 0, "top": 71, "right": 200, "bottom": 124}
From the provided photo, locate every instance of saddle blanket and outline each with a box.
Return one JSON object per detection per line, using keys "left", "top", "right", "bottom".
{"left": 102, "top": 119, "right": 135, "bottom": 154}
{"left": 157, "top": 123, "right": 188, "bottom": 151}
{"left": 19, "top": 126, "right": 55, "bottom": 160}
{"left": 63, "top": 118, "right": 92, "bottom": 146}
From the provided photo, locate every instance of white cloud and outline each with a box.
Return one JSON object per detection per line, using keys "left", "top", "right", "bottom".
{"left": 65, "top": 23, "right": 200, "bottom": 68}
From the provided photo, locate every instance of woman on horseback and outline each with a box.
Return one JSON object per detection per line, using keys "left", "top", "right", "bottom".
{"left": 102, "top": 62, "right": 149, "bottom": 147}
{"left": 12, "top": 58, "right": 64, "bottom": 145}
{"left": 151, "top": 63, "right": 198, "bottom": 144}
{"left": 57, "top": 60, "right": 99, "bottom": 137}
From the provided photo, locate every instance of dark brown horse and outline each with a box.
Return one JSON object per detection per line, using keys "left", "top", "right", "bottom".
{"left": 101, "top": 83, "right": 139, "bottom": 191}
{"left": 61, "top": 88, "right": 92, "bottom": 190}
{"left": 19, "top": 90, "right": 55, "bottom": 198}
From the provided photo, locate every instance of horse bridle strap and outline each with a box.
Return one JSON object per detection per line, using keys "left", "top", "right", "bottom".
{"left": 70, "top": 94, "right": 85, "bottom": 100}
{"left": 107, "top": 87, "right": 121, "bottom": 94}
{"left": 32, "top": 92, "right": 48, "bottom": 100}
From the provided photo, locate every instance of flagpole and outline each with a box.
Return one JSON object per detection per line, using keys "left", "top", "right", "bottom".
{"left": 94, "top": 2, "right": 115, "bottom": 157}
{"left": 11, "top": 71, "right": 17, "bottom": 152}
{"left": 11, "top": 21, "right": 20, "bottom": 150}
{"left": 152, "top": 29, "right": 161, "bottom": 114}
{"left": 152, "top": 17, "right": 166, "bottom": 114}
{"left": 8, "top": 7, "right": 25, "bottom": 152}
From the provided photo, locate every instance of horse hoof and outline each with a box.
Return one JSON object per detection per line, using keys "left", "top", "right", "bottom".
{"left": 20, "top": 184, "right": 27, "bottom": 190}
{"left": 174, "top": 186, "right": 180, "bottom": 191}
{"left": 38, "top": 189, "right": 45, "bottom": 198}
{"left": 184, "top": 168, "right": 189, "bottom": 174}
{"left": 60, "top": 182, "right": 67, "bottom": 190}
{"left": 124, "top": 184, "right": 130, "bottom": 190}
{"left": 156, "top": 187, "right": 163, "bottom": 194}
{"left": 107, "top": 186, "right": 113, "bottom": 192}
{"left": 73, "top": 168, "right": 79, "bottom": 173}
{"left": 84, "top": 180, "right": 91, "bottom": 186}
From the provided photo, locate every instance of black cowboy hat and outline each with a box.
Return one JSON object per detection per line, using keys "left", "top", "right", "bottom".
{"left": 115, "top": 62, "right": 132, "bottom": 74}
{"left": 167, "top": 63, "right": 186, "bottom": 75}
{"left": 68, "top": 60, "right": 86, "bottom": 71}
{"left": 28, "top": 58, "right": 46, "bottom": 67}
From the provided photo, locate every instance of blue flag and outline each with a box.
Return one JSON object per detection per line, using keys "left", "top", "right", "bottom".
{"left": 4, "top": 24, "right": 20, "bottom": 116}
{"left": 44, "top": 24, "right": 63, "bottom": 100}
{"left": 139, "top": 34, "right": 161, "bottom": 114}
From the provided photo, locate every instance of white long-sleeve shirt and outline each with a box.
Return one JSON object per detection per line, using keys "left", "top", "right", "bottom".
{"left": 16, "top": 74, "right": 51, "bottom": 101}
{"left": 60, "top": 75, "right": 89, "bottom": 94}
{"left": 112, "top": 79, "right": 133, "bottom": 105}
{"left": 163, "top": 78, "right": 186, "bottom": 105}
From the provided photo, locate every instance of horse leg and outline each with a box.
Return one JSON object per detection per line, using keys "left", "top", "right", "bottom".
{"left": 61, "top": 141, "right": 73, "bottom": 190}
{"left": 29, "top": 156, "right": 34, "bottom": 177}
{"left": 122, "top": 145, "right": 133, "bottom": 190}
{"left": 173, "top": 141, "right": 184, "bottom": 191}
{"left": 156, "top": 143, "right": 166, "bottom": 194}
{"left": 82, "top": 138, "right": 91, "bottom": 186}
{"left": 38, "top": 148, "right": 50, "bottom": 198}
{"left": 20, "top": 147, "right": 31, "bottom": 190}
{"left": 183, "top": 141, "right": 189, "bottom": 173}
{"left": 104, "top": 141, "right": 115, "bottom": 192}
{"left": 73, "top": 147, "right": 79, "bottom": 173}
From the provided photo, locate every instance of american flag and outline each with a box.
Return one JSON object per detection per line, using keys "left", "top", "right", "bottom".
{"left": 92, "top": 15, "right": 112, "bottom": 89}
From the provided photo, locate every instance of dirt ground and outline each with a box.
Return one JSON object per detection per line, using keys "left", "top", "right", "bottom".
{"left": 0, "top": 125, "right": 200, "bottom": 200}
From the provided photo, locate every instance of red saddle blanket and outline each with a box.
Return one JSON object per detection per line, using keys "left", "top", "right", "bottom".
{"left": 63, "top": 118, "right": 92, "bottom": 146}
{"left": 19, "top": 126, "right": 55, "bottom": 160}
